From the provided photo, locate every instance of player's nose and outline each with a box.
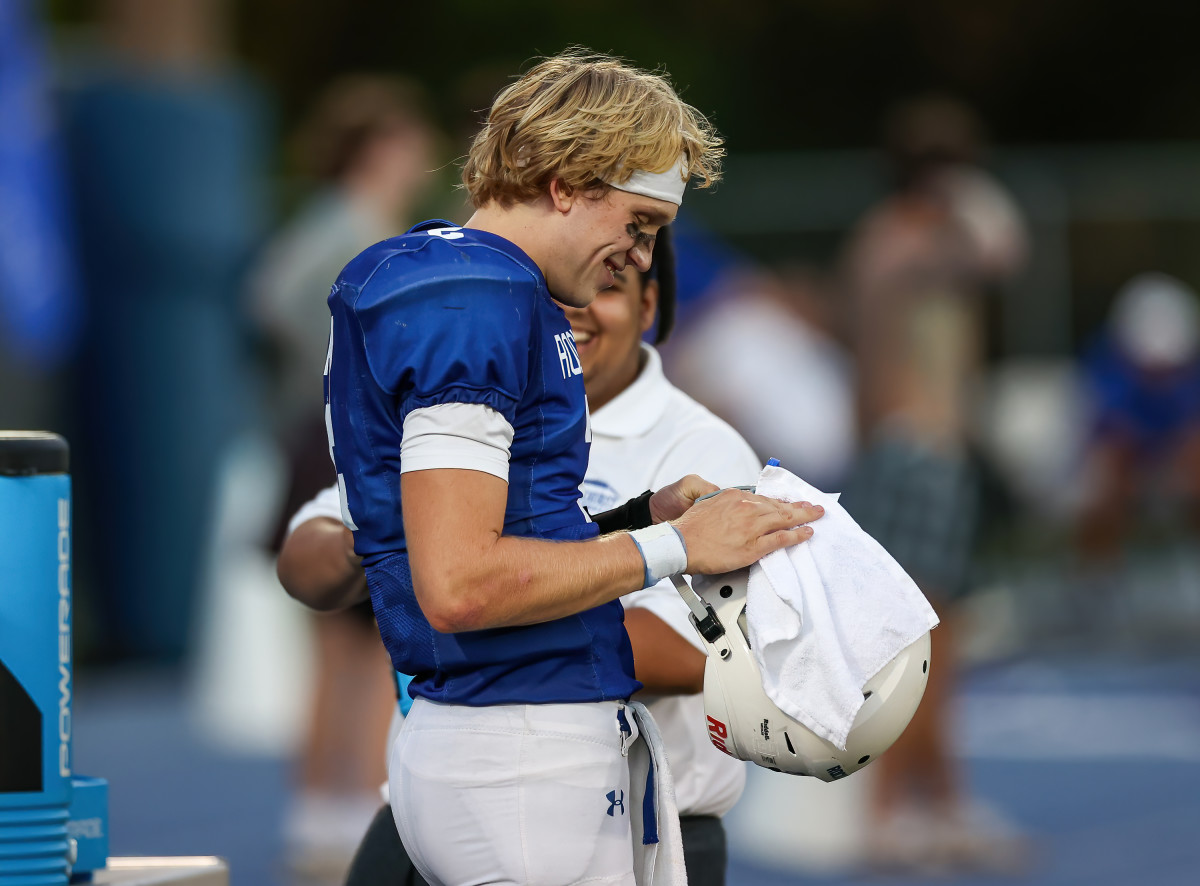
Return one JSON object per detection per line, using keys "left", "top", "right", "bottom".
{"left": 628, "top": 242, "right": 652, "bottom": 273}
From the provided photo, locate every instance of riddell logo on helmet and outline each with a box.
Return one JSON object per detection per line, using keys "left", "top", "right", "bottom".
{"left": 707, "top": 715, "right": 731, "bottom": 755}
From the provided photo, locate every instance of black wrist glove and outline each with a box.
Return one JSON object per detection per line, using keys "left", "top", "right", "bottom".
{"left": 589, "top": 489, "right": 655, "bottom": 534}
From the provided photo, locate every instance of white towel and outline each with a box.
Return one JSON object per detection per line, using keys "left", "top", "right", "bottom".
{"left": 747, "top": 464, "right": 940, "bottom": 750}
{"left": 625, "top": 700, "right": 687, "bottom": 886}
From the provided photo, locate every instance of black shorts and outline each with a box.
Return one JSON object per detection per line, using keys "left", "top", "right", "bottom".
{"left": 841, "top": 431, "right": 981, "bottom": 602}
{"left": 344, "top": 805, "right": 427, "bottom": 886}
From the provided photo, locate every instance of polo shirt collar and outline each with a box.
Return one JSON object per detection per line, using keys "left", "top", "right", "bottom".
{"left": 591, "top": 344, "right": 671, "bottom": 438}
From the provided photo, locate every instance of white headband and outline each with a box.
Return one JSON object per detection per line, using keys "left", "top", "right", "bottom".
{"left": 605, "top": 156, "right": 688, "bottom": 206}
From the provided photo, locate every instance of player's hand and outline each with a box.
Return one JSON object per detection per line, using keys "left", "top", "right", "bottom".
{"left": 649, "top": 474, "right": 719, "bottom": 523}
{"left": 672, "top": 488, "right": 823, "bottom": 575}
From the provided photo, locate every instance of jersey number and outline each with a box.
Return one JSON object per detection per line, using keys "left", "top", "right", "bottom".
{"left": 324, "top": 317, "right": 359, "bottom": 530}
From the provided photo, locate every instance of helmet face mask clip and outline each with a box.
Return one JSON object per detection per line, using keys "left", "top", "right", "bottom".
{"left": 677, "top": 568, "right": 931, "bottom": 782}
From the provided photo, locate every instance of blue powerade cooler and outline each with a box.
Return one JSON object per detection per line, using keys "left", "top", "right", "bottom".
{"left": 0, "top": 432, "right": 107, "bottom": 885}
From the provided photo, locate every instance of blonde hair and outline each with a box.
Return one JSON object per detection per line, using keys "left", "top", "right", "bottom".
{"left": 462, "top": 49, "right": 724, "bottom": 208}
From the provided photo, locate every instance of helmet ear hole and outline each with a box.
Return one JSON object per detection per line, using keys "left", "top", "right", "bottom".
{"left": 923, "top": 660, "right": 929, "bottom": 674}
{"left": 857, "top": 755, "right": 871, "bottom": 765}
{"left": 784, "top": 732, "right": 796, "bottom": 755}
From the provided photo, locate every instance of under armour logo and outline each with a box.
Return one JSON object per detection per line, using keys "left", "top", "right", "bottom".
{"left": 606, "top": 789, "right": 625, "bottom": 816}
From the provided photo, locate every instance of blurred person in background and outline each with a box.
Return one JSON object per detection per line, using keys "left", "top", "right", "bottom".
{"left": 838, "top": 94, "right": 1030, "bottom": 873}
{"left": 279, "top": 227, "right": 757, "bottom": 886}
{"left": 1074, "top": 272, "right": 1200, "bottom": 609}
{"left": 61, "top": 0, "right": 269, "bottom": 662}
{"left": 666, "top": 263, "right": 856, "bottom": 492}
{"left": 247, "top": 74, "right": 440, "bottom": 881}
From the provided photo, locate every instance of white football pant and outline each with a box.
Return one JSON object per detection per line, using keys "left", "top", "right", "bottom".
{"left": 390, "top": 697, "right": 639, "bottom": 886}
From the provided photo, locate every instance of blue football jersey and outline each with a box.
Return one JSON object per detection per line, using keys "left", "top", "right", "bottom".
{"left": 325, "top": 221, "right": 639, "bottom": 706}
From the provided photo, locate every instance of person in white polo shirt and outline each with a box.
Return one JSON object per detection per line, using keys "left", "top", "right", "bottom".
{"left": 567, "top": 226, "right": 757, "bottom": 883}
{"left": 278, "top": 225, "right": 760, "bottom": 886}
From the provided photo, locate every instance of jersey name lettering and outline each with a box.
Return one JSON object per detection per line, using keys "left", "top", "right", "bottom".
{"left": 555, "top": 331, "right": 583, "bottom": 379}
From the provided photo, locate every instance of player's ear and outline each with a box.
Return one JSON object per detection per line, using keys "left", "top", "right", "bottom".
{"left": 549, "top": 178, "right": 576, "bottom": 214}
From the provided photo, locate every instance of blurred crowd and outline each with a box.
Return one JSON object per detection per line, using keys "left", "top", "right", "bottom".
{"left": 3, "top": 0, "right": 1200, "bottom": 883}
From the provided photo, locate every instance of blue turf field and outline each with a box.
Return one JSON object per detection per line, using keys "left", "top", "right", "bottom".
{"left": 73, "top": 654, "right": 1200, "bottom": 886}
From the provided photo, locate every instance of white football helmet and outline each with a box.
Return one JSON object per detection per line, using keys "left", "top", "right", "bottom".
{"left": 672, "top": 567, "right": 931, "bottom": 782}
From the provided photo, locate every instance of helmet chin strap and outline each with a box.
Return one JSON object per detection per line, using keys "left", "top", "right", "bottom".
{"left": 670, "top": 575, "right": 727, "bottom": 647}
{"left": 670, "top": 483, "right": 757, "bottom": 648}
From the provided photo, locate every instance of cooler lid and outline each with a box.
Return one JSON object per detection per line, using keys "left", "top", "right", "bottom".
{"left": 0, "top": 431, "right": 70, "bottom": 476}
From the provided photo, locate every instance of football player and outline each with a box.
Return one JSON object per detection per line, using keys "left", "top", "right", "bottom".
{"left": 283, "top": 226, "right": 761, "bottom": 885}
{"left": 320, "top": 50, "right": 821, "bottom": 885}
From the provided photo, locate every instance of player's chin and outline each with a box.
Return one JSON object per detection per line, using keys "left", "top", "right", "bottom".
{"left": 556, "top": 289, "right": 595, "bottom": 310}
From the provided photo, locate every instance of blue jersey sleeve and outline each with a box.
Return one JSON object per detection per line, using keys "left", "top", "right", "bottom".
{"left": 351, "top": 245, "right": 540, "bottom": 426}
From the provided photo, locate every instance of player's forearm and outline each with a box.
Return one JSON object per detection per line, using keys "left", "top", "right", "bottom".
{"left": 411, "top": 530, "right": 646, "bottom": 633}
{"left": 401, "top": 468, "right": 821, "bottom": 634}
{"left": 277, "top": 518, "right": 368, "bottom": 612}
{"left": 624, "top": 607, "right": 706, "bottom": 695}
